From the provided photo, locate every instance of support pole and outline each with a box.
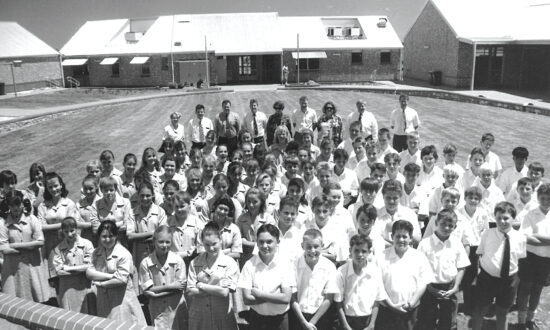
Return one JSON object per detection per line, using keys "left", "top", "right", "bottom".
{"left": 170, "top": 15, "right": 176, "bottom": 85}
{"left": 470, "top": 42, "right": 476, "bottom": 91}
{"left": 10, "top": 63, "right": 17, "bottom": 96}
{"left": 297, "top": 33, "right": 300, "bottom": 84}
{"left": 205, "top": 35, "right": 209, "bottom": 87}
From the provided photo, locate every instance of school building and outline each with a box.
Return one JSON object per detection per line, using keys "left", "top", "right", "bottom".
{"left": 0, "top": 22, "right": 63, "bottom": 94}
{"left": 59, "top": 12, "right": 403, "bottom": 87}
{"left": 404, "top": 0, "right": 550, "bottom": 91}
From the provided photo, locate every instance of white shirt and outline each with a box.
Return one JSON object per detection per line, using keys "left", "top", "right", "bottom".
{"left": 478, "top": 228, "right": 526, "bottom": 278}
{"left": 378, "top": 246, "right": 433, "bottom": 306}
{"left": 466, "top": 151, "right": 503, "bottom": 174}
{"left": 375, "top": 205, "right": 421, "bottom": 242}
{"left": 428, "top": 185, "right": 464, "bottom": 215}
{"left": 334, "top": 260, "right": 388, "bottom": 316}
{"left": 186, "top": 116, "right": 214, "bottom": 143}
{"left": 333, "top": 167, "right": 359, "bottom": 196}
{"left": 422, "top": 212, "right": 476, "bottom": 246}
{"left": 474, "top": 179, "right": 506, "bottom": 216}
{"left": 378, "top": 145, "right": 398, "bottom": 162}
{"left": 418, "top": 166, "right": 444, "bottom": 193}
{"left": 305, "top": 219, "right": 350, "bottom": 262}
{"left": 401, "top": 185, "right": 429, "bottom": 215}
{"left": 336, "top": 139, "right": 355, "bottom": 156}
{"left": 244, "top": 111, "right": 268, "bottom": 138}
{"left": 292, "top": 107, "right": 318, "bottom": 132}
{"left": 399, "top": 149, "right": 422, "bottom": 170}
{"left": 390, "top": 106, "right": 420, "bottom": 135}
{"left": 461, "top": 169, "right": 478, "bottom": 190}
{"left": 346, "top": 111, "right": 378, "bottom": 141}
{"left": 277, "top": 226, "right": 305, "bottom": 262}
{"left": 418, "top": 234, "right": 470, "bottom": 283}
{"left": 521, "top": 207, "right": 550, "bottom": 258}
{"left": 497, "top": 166, "right": 528, "bottom": 196}
{"left": 163, "top": 123, "right": 185, "bottom": 141}
{"left": 238, "top": 254, "right": 296, "bottom": 315}
{"left": 457, "top": 206, "right": 490, "bottom": 246}
{"left": 294, "top": 255, "right": 339, "bottom": 314}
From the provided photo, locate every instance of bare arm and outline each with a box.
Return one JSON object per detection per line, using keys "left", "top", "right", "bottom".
{"left": 10, "top": 240, "right": 43, "bottom": 250}
{"left": 42, "top": 223, "right": 62, "bottom": 231}
{"left": 128, "top": 232, "right": 154, "bottom": 241}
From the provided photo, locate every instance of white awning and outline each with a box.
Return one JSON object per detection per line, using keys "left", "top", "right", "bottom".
{"left": 61, "top": 58, "right": 88, "bottom": 66}
{"left": 291, "top": 51, "right": 327, "bottom": 59}
{"left": 130, "top": 56, "right": 150, "bottom": 64}
{"left": 100, "top": 57, "right": 119, "bottom": 65}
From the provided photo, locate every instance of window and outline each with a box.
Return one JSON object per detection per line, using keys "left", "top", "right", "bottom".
{"left": 239, "top": 56, "right": 256, "bottom": 76}
{"left": 351, "top": 52, "right": 363, "bottom": 65}
{"left": 380, "top": 51, "right": 391, "bottom": 65}
{"left": 299, "top": 58, "right": 320, "bottom": 70}
{"left": 141, "top": 61, "right": 151, "bottom": 77}
{"left": 161, "top": 56, "right": 169, "bottom": 71}
{"left": 111, "top": 62, "right": 120, "bottom": 77}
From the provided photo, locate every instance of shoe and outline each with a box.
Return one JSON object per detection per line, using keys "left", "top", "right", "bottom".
{"left": 526, "top": 320, "right": 540, "bottom": 330}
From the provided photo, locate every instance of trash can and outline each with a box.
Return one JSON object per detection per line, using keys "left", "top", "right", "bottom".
{"left": 0, "top": 82, "right": 5, "bottom": 95}
{"left": 429, "top": 71, "right": 442, "bottom": 86}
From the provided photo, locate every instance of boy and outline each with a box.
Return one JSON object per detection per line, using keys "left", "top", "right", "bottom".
{"left": 298, "top": 146, "right": 313, "bottom": 165}
{"left": 428, "top": 164, "right": 464, "bottom": 217}
{"left": 186, "top": 103, "right": 213, "bottom": 149}
{"left": 517, "top": 183, "right": 550, "bottom": 330}
{"left": 475, "top": 163, "right": 506, "bottom": 218}
{"left": 302, "top": 159, "right": 319, "bottom": 204}
{"left": 417, "top": 145, "right": 443, "bottom": 194}
{"left": 384, "top": 153, "right": 405, "bottom": 183}
{"left": 350, "top": 177, "right": 383, "bottom": 224}
{"left": 390, "top": 94, "right": 421, "bottom": 152}
{"left": 332, "top": 149, "right": 359, "bottom": 208}
{"left": 365, "top": 140, "right": 380, "bottom": 170}
{"left": 308, "top": 162, "right": 336, "bottom": 204}
{"left": 316, "top": 140, "right": 334, "bottom": 165}
{"left": 337, "top": 121, "right": 363, "bottom": 155}
{"left": 353, "top": 204, "right": 385, "bottom": 255}
{"left": 335, "top": 235, "right": 392, "bottom": 330}
{"left": 401, "top": 163, "right": 428, "bottom": 215}
{"left": 274, "top": 197, "right": 305, "bottom": 262}
{"left": 347, "top": 137, "right": 370, "bottom": 179}
{"left": 370, "top": 163, "right": 387, "bottom": 187}
{"left": 442, "top": 144, "right": 465, "bottom": 178}
{"left": 466, "top": 133, "right": 503, "bottom": 179}
{"left": 322, "top": 181, "right": 355, "bottom": 238}
{"left": 377, "top": 128, "right": 397, "bottom": 161}
{"left": 243, "top": 99, "right": 268, "bottom": 145}
{"left": 285, "top": 141, "right": 300, "bottom": 158}
{"left": 509, "top": 177, "right": 538, "bottom": 225}
{"left": 507, "top": 162, "right": 545, "bottom": 203}
{"left": 472, "top": 202, "right": 527, "bottom": 330}
{"left": 399, "top": 131, "right": 422, "bottom": 171}
{"left": 417, "top": 209, "right": 470, "bottom": 330}
{"left": 376, "top": 220, "right": 433, "bottom": 330}
{"left": 497, "top": 147, "right": 529, "bottom": 196}
{"left": 281, "top": 155, "right": 302, "bottom": 186}
{"left": 301, "top": 128, "right": 321, "bottom": 159}
{"left": 291, "top": 229, "right": 338, "bottom": 330}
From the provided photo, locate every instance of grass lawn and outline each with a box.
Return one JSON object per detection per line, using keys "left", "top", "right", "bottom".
{"left": 1, "top": 89, "right": 549, "bottom": 329}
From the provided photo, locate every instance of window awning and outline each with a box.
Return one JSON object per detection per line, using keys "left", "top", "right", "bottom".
{"left": 100, "top": 57, "right": 119, "bottom": 65}
{"left": 291, "top": 52, "right": 327, "bottom": 59}
{"left": 61, "top": 58, "right": 88, "bottom": 66}
{"left": 130, "top": 56, "right": 150, "bottom": 64}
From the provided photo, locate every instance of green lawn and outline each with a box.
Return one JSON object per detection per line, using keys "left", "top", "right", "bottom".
{"left": 1, "top": 89, "right": 549, "bottom": 329}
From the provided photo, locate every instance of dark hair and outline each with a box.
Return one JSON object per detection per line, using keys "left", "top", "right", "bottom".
{"left": 384, "top": 152, "right": 401, "bottom": 164}
{"left": 464, "top": 186, "right": 482, "bottom": 199}
{"left": 123, "top": 153, "right": 138, "bottom": 165}
{"left": 162, "top": 156, "right": 182, "bottom": 172}
{"left": 212, "top": 194, "right": 236, "bottom": 218}
{"left": 517, "top": 177, "right": 534, "bottom": 189}
{"left": 195, "top": 104, "right": 205, "bottom": 111}
{"left": 163, "top": 179, "right": 180, "bottom": 191}
{"left": 537, "top": 183, "right": 550, "bottom": 197}
{"left": 311, "top": 195, "right": 330, "bottom": 210}
{"left": 322, "top": 180, "right": 342, "bottom": 195}
{"left": 140, "top": 147, "right": 160, "bottom": 172}
{"left": 333, "top": 148, "right": 349, "bottom": 162}
{"left": 222, "top": 99, "right": 231, "bottom": 107}
{"left": 436, "top": 208, "right": 458, "bottom": 224}
{"left": 360, "top": 177, "right": 380, "bottom": 193}
{"left": 273, "top": 100, "right": 285, "bottom": 110}
{"left": 4, "top": 190, "right": 32, "bottom": 215}
{"left": 284, "top": 155, "right": 300, "bottom": 166}
{"left": 421, "top": 145, "right": 438, "bottom": 160}
{"left": 494, "top": 201, "right": 516, "bottom": 218}
{"left": 391, "top": 220, "right": 414, "bottom": 236}
{"left": 99, "top": 150, "right": 115, "bottom": 161}
{"left": 174, "top": 190, "right": 192, "bottom": 205}
{"left": 227, "top": 162, "right": 243, "bottom": 186}
{"left": 528, "top": 162, "right": 545, "bottom": 175}
{"left": 97, "top": 220, "right": 119, "bottom": 243}
{"left": 0, "top": 170, "right": 17, "bottom": 186}
{"left": 378, "top": 127, "right": 391, "bottom": 139}
{"left": 249, "top": 98, "right": 258, "bottom": 106}
{"left": 174, "top": 140, "right": 187, "bottom": 153}
{"left": 371, "top": 163, "right": 386, "bottom": 173}
{"left": 202, "top": 221, "right": 222, "bottom": 239}
{"left": 159, "top": 138, "right": 176, "bottom": 154}
{"left": 213, "top": 173, "right": 229, "bottom": 189}
{"left": 443, "top": 144, "right": 457, "bottom": 154}
{"left": 279, "top": 196, "right": 299, "bottom": 212}
{"left": 403, "top": 162, "right": 421, "bottom": 174}
{"left": 356, "top": 204, "right": 377, "bottom": 222}
{"left": 481, "top": 133, "right": 495, "bottom": 142}
{"left": 253, "top": 145, "right": 267, "bottom": 168}
{"left": 381, "top": 179, "right": 403, "bottom": 196}
{"left": 138, "top": 180, "right": 156, "bottom": 204}
{"left": 322, "top": 101, "right": 337, "bottom": 114}
{"left": 349, "top": 234, "right": 372, "bottom": 249}
{"left": 285, "top": 141, "right": 300, "bottom": 153}
{"left": 303, "top": 228, "right": 323, "bottom": 241}
{"left": 470, "top": 147, "right": 485, "bottom": 160}
{"left": 43, "top": 172, "right": 69, "bottom": 201}
{"left": 29, "top": 163, "right": 46, "bottom": 184}
{"left": 257, "top": 223, "right": 280, "bottom": 241}
{"left": 61, "top": 217, "right": 78, "bottom": 230}
{"left": 512, "top": 146, "right": 529, "bottom": 159}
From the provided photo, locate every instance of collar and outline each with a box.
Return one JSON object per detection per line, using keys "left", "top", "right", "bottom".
{"left": 95, "top": 243, "right": 122, "bottom": 258}
{"left": 7, "top": 214, "right": 29, "bottom": 227}
{"left": 147, "top": 251, "right": 179, "bottom": 271}
{"left": 58, "top": 236, "right": 86, "bottom": 251}
{"left": 429, "top": 233, "right": 451, "bottom": 248}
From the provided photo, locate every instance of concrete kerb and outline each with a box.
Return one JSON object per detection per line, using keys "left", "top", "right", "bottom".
{"left": 0, "top": 88, "right": 233, "bottom": 126}
{"left": 280, "top": 85, "right": 550, "bottom": 116}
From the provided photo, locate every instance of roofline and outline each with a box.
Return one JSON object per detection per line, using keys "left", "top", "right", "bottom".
{"left": 458, "top": 37, "right": 550, "bottom": 45}
{"left": 428, "top": 0, "right": 459, "bottom": 37}
{"left": 403, "top": 0, "right": 431, "bottom": 39}
{"left": 0, "top": 53, "right": 60, "bottom": 59}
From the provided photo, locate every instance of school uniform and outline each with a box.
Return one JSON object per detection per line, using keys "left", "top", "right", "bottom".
{"left": 160, "top": 172, "right": 187, "bottom": 192}
{"left": 76, "top": 195, "right": 101, "bottom": 244}
{"left": 91, "top": 243, "right": 146, "bottom": 324}
{"left": 418, "top": 166, "right": 444, "bottom": 194}
{"left": 26, "top": 182, "right": 44, "bottom": 215}
{"left": 333, "top": 167, "right": 359, "bottom": 200}
{"left": 132, "top": 204, "right": 167, "bottom": 267}
{"left": 187, "top": 252, "right": 239, "bottom": 330}
{"left": 466, "top": 151, "right": 503, "bottom": 175}
{"left": 336, "top": 138, "right": 355, "bottom": 156}
{"left": 219, "top": 221, "right": 243, "bottom": 258}
{"left": 237, "top": 212, "right": 276, "bottom": 268}
{"left": 497, "top": 166, "right": 528, "bottom": 196}
{"left": 274, "top": 226, "right": 305, "bottom": 263}
{"left": 239, "top": 254, "right": 297, "bottom": 330}
{"left": 265, "top": 191, "right": 282, "bottom": 216}
{"left": 189, "top": 189, "right": 210, "bottom": 224}
{"left": 51, "top": 236, "right": 94, "bottom": 313}
{"left": 400, "top": 184, "right": 429, "bottom": 215}
{"left": 335, "top": 260, "right": 388, "bottom": 330}
{"left": 274, "top": 203, "right": 312, "bottom": 231}
{"left": 473, "top": 179, "right": 506, "bottom": 218}
{"left": 304, "top": 177, "right": 320, "bottom": 205}
{"left": 139, "top": 251, "right": 188, "bottom": 329}
{"left": 230, "top": 182, "right": 249, "bottom": 208}
{"left": 376, "top": 246, "right": 434, "bottom": 330}
{"left": 399, "top": 149, "right": 422, "bottom": 171}
{"left": 416, "top": 234, "right": 470, "bottom": 330}
{"left": 0, "top": 213, "right": 50, "bottom": 302}
{"left": 428, "top": 184, "right": 464, "bottom": 215}
{"left": 422, "top": 212, "right": 476, "bottom": 247}
{"left": 331, "top": 206, "right": 357, "bottom": 240}
{"left": 92, "top": 196, "right": 134, "bottom": 248}
{"left": 349, "top": 194, "right": 384, "bottom": 225}
{"left": 476, "top": 228, "right": 527, "bottom": 309}
{"left": 375, "top": 205, "right": 422, "bottom": 242}
{"left": 519, "top": 208, "right": 550, "bottom": 286}
{"left": 291, "top": 255, "right": 339, "bottom": 330}
{"left": 305, "top": 219, "right": 350, "bottom": 263}
{"left": 119, "top": 172, "right": 137, "bottom": 200}
{"left": 378, "top": 145, "right": 398, "bottom": 162}
{"left": 168, "top": 214, "right": 204, "bottom": 264}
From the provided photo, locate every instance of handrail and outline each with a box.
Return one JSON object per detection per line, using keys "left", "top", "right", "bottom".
{"left": 66, "top": 76, "right": 80, "bottom": 88}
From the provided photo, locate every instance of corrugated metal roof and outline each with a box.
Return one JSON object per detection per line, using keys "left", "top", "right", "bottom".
{"left": 0, "top": 22, "right": 59, "bottom": 58}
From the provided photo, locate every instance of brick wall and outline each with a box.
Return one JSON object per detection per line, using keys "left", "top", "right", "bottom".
{"left": 0, "top": 56, "right": 62, "bottom": 93}
{"left": 282, "top": 49, "right": 400, "bottom": 83}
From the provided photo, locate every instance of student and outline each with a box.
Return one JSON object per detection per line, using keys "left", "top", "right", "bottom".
{"left": 275, "top": 197, "right": 305, "bottom": 262}
{"left": 308, "top": 162, "right": 334, "bottom": 204}
{"left": 202, "top": 130, "right": 218, "bottom": 158}
{"left": 187, "top": 221, "right": 239, "bottom": 330}
{"left": 270, "top": 125, "right": 292, "bottom": 161}
{"left": 139, "top": 226, "right": 187, "bottom": 329}
{"left": 120, "top": 153, "right": 138, "bottom": 200}
{"left": 211, "top": 195, "right": 243, "bottom": 260}
{"left": 475, "top": 163, "right": 506, "bottom": 218}
{"left": 323, "top": 181, "right": 356, "bottom": 240}
{"left": 497, "top": 147, "right": 529, "bottom": 196}
{"left": 174, "top": 140, "right": 192, "bottom": 173}
{"left": 185, "top": 168, "right": 210, "bottom": 223}
{"left": 347, "top": 137, "right": 370, "bottom": 181}
{"left": 291, "top": 229, "right": 339, "bottom": 330}
{"left": 472, "top": 202, "right": 527, "bottom": 330}
{"left": 384, "top": 152, "right": 405, "bottom": 183}
{"left": 365, "top": 141, "right": 381, "bottom": 170}
{"left": 160, "top": 157, "right": 187, "bottom": 193}
{"left": 292, "top": 95, "right": 318, "bottom": 144}
{"left": 337, "top": 121, "right": 363, "bottom": 155}
{"left": 100, "top": 150, "right": 123, "bottom": 178}
{"left": 417, "top": 145, "right": 443, "bottom": 193}
{"left": 201, "top": 154, "right": 218, "bottom": 197}
{"left": 267, "top": 100, "right": 293, "bottom": 147}
{"left": 207, "top": 174, "right": 243, "bottom": 221}
{"left": 462, "top": 147, "right": 486, "bottom": 190}
{"left": 301, "top": 128, "right": 321, "bottom": 159}
{"left": 241, "top": 141, "right": 254, "bottom": 163}
{"left": 428, "top": 164, "right": 464, "bottom": 217}
{"left": 26, "top": 162, "right": 47, "bottom": 214}
{"left": 353, "top": 204, "right": 385, "bottom": 255}
{"left": 282, "top": 155, "right": 302, "bottom": 186}
{"left": 87, "top": 220, "right": 146, "bottom": 323}
{"left": 442, "top": 143, "right": 465, "bottom": 178}
{"left": 51, "top": 217, "right": 94, "bottom": 313}
{"left": 401, "top": 163, "right": 428, "bottom": 215}
{"left": 239, "top": 223, "right": 296, "bottom": 330}
{"left": 350, "top": 177, "right": 383, "bottom": 224}
{"left": 215, "top": 144, "right": 230, "bottom": 174}
{"left": 76, "top": 174, "right": 101, "bottom": 244}
{"left": 137, "top": 147, "right": 163, "bottom": 199}
{"left": 257, "top": 172, "right": 281, "bottom": 216}
{"left": 390, "top": 94, "right": 420, "bottom": 152}
{"left": 227, "top": 162, "right": 249, "bottom": 208}
{"left": 416, "top": 209, "right": 470, "bottom": 330}
{"left": 376, "top": 220, "right": 433, "bottom": 330}
{"left": 284, "top": 178, "right": 313, "bottom": 230}
{"left": 316, "top": 139, "right": 334, "bottom": 165}
{"left": 507, "top": 162, "right": 545, "bottom": 204}
{"left": 332, "top": 149, "right": 359, "bottom": 208}
{"left": 159, "top": 137, "right": 176, "bottom": 161}
{"left": 0, "top": 190, "right": 50, "bottom": 302}
{"left": 160, "top": 179, "right": 180, "bottom": 217}
{"left": 508, "top": 177, "right": 538, "bottom": 224}
{"left": 377, "top": 128, "right": 397, "bottom": 161}
{"left": 168, "top": 191, "right": 203, "bottom": 266}
{"left": 346, "top": 99, "right": 378, "bottom": 141}
{"left": 86, "top": 159, "right": 103, "bottom": 178}
{"left": 516, "top": 183, "right": 550, "bottom": 330}
{"left": 398, "top": 131, "right": 422, "bottom": 170}
{"left": 301, "top": 159, "right": 319, "bottom": 203}
{"left": 467, "top": 133, "right": 503, "bottom": 179}
{"left": 230, "top": 149, "right": 244, "bottom": 166}
{"left": 315, "top": 101, "right": 343, "bottom": 146}
{"left": 335, "top": 234, "right": 390, "bottom": 330}
{"left": 243, "top": 158, "right": 260, "bottom": 188}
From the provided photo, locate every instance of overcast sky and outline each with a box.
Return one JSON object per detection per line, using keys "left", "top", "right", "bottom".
{"left": 0, "top": 0, "right": 427, "bottom": 49}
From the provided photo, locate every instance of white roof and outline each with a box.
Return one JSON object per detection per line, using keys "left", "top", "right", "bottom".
{"left": 61, "top": 12, "right": 402, "bottom": 57}
{"left": 430, "top": 0, "right": 550, "bottom": 44}
{"left": 0, "top": 22, "right": 59, "bottom": 58}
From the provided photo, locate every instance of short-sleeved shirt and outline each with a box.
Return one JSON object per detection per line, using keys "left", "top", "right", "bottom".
{"left": 187, "top": 252, "right": 239, "bottom": 292}
{"left": 51, "top": 236, "right": 94, "bottom": 274}
{"left": 375, "top": 205, "right": 421, "bottom": 242}
{"left": 473, "top": 180, "right": 506, "bottom": 216}
{"left": 305, "top": 219, "right": 349, "bottom": 262}
{"left": 0, "top": 214, "right": 43, "bottom": 249}
{"left": 168, "top": 214, "right": 204, "bottom": 254}
{"left": 139, "top": 251, "right": 186, "bottom": 292}
{"left": 163, "top": 123, "right": 185, "bottom": 142}
{"left": 76, "top": 195, "right": 101, "bottom": 223}
{"left": 457, "top": 206, "right": 490, "bottom": 246}
{"left": 133, "top": 204, "right": 167, "bottom": 234}
{"left": 520, "top": 207, "right": 550, "bottom": 258}
{"left": 91, "top": 243, "right": 134, "bottom": 287}
{"left": 187, "top": 116, "right": 214, "bottom": 143}
{"left": 466, "top": 151, "right": 503, "bottom": 174}
{"left": 93, "top": 196, "right": 135, "bottom": 232}
{"left": 418, "top": 234, "right": 470, "bottom": 283}
{"left": 244, "top": 111, "right": 268, "bottom": 138}
{"left": 334, "top": 260, "right": 387, "bottom": 316}
{"left": 294, "top": 255, "right": 338, "bottom": 314}
{"left": 333, "top": 167, "right": 359, "bottom": 197}
{"left": 477, "top": 228, "right": 526, "bottom": 278}
{"left": 120, "top": 173, "right": 137, "bottom": 200}
{"left": 219, "top": 222, "right": 243, "bottom": 255}
{"left": 292, "top": 107, "right": 318, "bottom": 132}
{"left": 423, "top": 212, "right": 476, "bottom": 246}
{"left": 37, "top": 197, "right": 78, "bottom": 225}
{"left": 418, "top": 166, "right": 444, "bottom": 193}
{"left": 214, "top": 112, "right": 240, "bottom": 138}
{"left": 377, "top": 246, "right": 434, "bottom": 306}
{"left": 497, "top": 166, "right": 528, "bottom": 196}
{"left": 390, "top": 107, "right": 420, "bottom": 135}
{"left": 399, "top": 149, "right": 422, "bottom": 171}
{"left": 238, "top": 254, "right": 296, "bottom": 315}
{"left": 237, "top": 212, "right": 275, "bottom": 242}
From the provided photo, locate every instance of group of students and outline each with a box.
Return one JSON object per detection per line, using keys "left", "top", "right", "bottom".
{"left": 0, "top": 93, "right": 548, "bottom": 330}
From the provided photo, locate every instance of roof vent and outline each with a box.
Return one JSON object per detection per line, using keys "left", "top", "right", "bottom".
{"left": 377, "top": 18, "right": 387, "bottom": 28}
{"left": 125, "top": 32, "right": 143, "bottom": 43}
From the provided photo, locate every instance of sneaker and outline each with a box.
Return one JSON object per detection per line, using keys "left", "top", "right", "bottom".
{"left": 526, "top": 320, "right": 540, "bottom": 330}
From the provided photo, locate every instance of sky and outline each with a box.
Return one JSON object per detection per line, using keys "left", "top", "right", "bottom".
{"left": 0, "top": 0, "right": 427, "bottom": 50}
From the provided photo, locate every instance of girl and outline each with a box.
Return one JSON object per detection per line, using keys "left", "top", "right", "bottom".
{"left": 230, "top": 149, "right": 244, "bottom": 167}
{"left": 50, "top": 217, "right": 94, "bottom": 313}
{"left": 202, "top": 155, "right": 218, "bottom": 198}
{"left": 139, "top": 226, "right": 188, "bottom": 329}
{"left": 241, "top": 142, "right": 254, "bottom": 163}
{"left": 168, "top": 191, "right": 204, "bottom": 265}
{"left": 256, "top": 172, "right": 281, "bottom": 216}
{"left": 301, "top": 128, "right": 321, "bottom": 159}
{"left": 208, "top": 174, "right": 243, "bottom": 222}
{"left": 202, "top": 130, "right": 218, "bottom": 158}
{"left": 87, "top": 220, "right": 146, "bottom": 324}
{"left": 216, "top": 145, "right": 230, "bottom": 174}
{"left": 130, "top": 180, "right": 167, "bottom": 268}
{"left": 212, "top": 196, "right": 243, "bottom": 260}
{"left": 26, "top": 162, "right": 47, "bottom": 214}
{"left": 0, "top": 191, "right": 50, "bottom": 302}
{"left": 238, "top": 129, "right": 256, "bottom": 150}
{"left": 120, "top": 153, "right": 138, "bottom": 200}
{"left": 284, "top": 177, "right": 313, "bottom": 229}
{"left": 161, "top": 157, "right": 187, "bottom": 192}
{"left": 76, "top": 174, "right": 101, "bottom": 244}
{"left": 462, "top": 147, "right": 486, "bottom": 190}
{"left": 227, "top": 162, "right": 249, "bottom": 208}
{"left": 159, "top": 137, "right": 176, "bottom": 160}
{"left": 1, "top": 170, "right": 29, "bottom": 219}
{"left": 86, "top": 160, "right": 102, "bottom": 178}
{"left": 269, "top": 125, "right": 291, "bottom": 162}
{"left": 161, "top": 180, "right": 180, "bottom": 217}
{"left": 239, "top": 224, "right": 295, "bottom": 330}
{"left": 100, "top": 150, "right": 123, "bottom": 177}
{"left": 137, "top": 147, "right": 163, "bottom": 203}
{"left": 253, "top": 144, "right": 268, "bottom": 169}
{"left": 188, "top": 147, "right": 204, "bottom": 171}
{"left": 186, "top": 168, "right": 210, "bottom": 224}
{"left": 174, "top": 140, "right": 191, "bottom": 173}
{"left": 237, "top": 188, "right": 275, "bottom": 268}
{"left": 187, "top": 221, "right": 239, "bottom": 330}
{"left": 243, "top": 159, "right": 260, "bottom": 188}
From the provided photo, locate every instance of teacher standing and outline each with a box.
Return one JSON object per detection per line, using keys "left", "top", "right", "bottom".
{"left": 214, "top": 99, "right": 240, "bottom": 156}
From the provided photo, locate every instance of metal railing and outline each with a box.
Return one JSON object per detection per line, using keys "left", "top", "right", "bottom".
{"left": 66, "top": 76, "right": 80, "bottom": 88}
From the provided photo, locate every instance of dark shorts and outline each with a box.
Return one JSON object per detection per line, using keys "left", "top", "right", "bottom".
{"left": 519, "top": 252, "right": 550, "bottom": 286}
{"left": 249, "top": 309, "right": 288, "bottom": 330}
{"left": 345, "top": 314, "right": 371, "bottom": 330}
{"left": 476, "top": 268, "right": 519, "bottom": 309}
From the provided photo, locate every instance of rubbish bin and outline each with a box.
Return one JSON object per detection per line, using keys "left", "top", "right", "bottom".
{"left": 429, "top": 71, "right": 442, "bottom": 86}
{"left": 0, "top": 82, "right": 5, "bottom": 95}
